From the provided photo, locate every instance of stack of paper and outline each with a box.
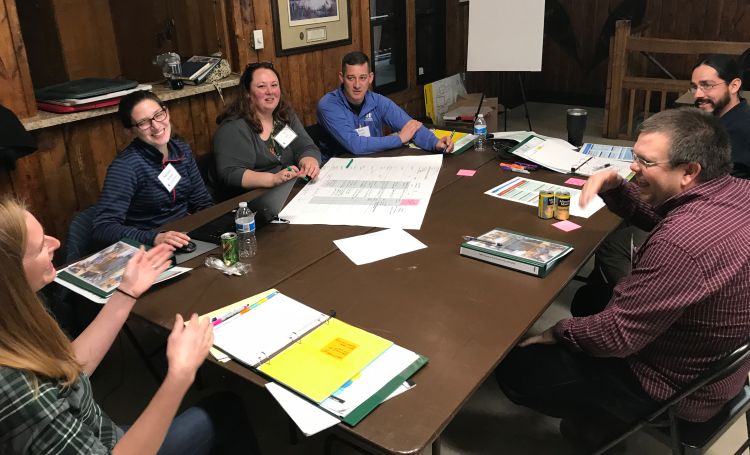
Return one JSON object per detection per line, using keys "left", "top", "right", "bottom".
{"left": 206, "top": 290, "right": 428, "bottom": 432}
{"left": 509, "top": 135, "right": 634, "bottom": 179}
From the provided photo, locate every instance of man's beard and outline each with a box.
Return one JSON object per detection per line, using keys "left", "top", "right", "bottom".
{"left": 694, "top": 91, "right": 732, "bottom": 116}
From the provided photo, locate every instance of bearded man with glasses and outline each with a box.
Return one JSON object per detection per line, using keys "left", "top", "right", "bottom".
{"left": 691, "top": 54, "right": 750, "bottom": 179}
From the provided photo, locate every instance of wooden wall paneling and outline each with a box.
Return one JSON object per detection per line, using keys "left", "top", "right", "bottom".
{"left": 0, "top": 0, "right": 37, "bottom": 117}
{"left": 53, "top": 0, "right": 121, "bottom": 79}
{"left": 167, "top": 98, "right": 196, "bottom": 149}
{"left": 212, "top": 0, "right": 231, "bottom": 59}
{"left": 109, "top": 0, "right": 169, "bottom": 81}
{"left": 405, "top": 0, "right": 416, "bottom": 90}
{"left": 64, "top": 118, "right": 119, "bottom": 209}
{"left": 10, "top": 153, "right": 50, "bottom": 229}
{"left": 189, "top": 95, "right": 211, "bottom": 156}
{"left": 169, "top": 0, "right": 222, "bottom": 56}
{"left": 223, "top": 0, "right": 254, "bottom": 70}
{"left": 111, "top": 117, "right": 131, "bottom": 152}
{"left": 15, "top": 0, "right": 68, "bottom": 88}
{"left": 33, "top": 128, "right": 78, "bottom": 241}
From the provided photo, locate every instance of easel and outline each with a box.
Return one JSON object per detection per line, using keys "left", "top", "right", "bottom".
{"left": 500, "top": 72, "right": 533, "bottom": 132}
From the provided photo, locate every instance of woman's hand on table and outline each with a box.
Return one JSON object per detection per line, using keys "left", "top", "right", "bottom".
{"left": 298, "top": 156, "right": 320, "bottom": 181}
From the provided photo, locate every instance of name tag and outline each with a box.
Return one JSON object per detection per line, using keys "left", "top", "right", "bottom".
{"left": 158, "top": 163, "right": 181, "bottom": 192}
{"left": 273, "top": 125, "right": 298, "bottom": 149}
{"left": 355, "top": 126, "right": 371, "bottom": 137}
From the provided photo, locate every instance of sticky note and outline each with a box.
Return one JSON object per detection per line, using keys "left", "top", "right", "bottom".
{"left": 552, "top": 220, "right": 582, "bottom": 232}
{"left": 457, "top": 169, "right": 476, "bottom": 177}
{"left": 400, "top": 199, "right": 419, "bottom": 206}
{"left": 564, "top": 177, "right": 587, "bottom": 187}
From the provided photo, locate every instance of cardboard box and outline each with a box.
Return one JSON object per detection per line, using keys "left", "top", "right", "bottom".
{"left": 442, "top": 93, "right": 501, "bottom": 133}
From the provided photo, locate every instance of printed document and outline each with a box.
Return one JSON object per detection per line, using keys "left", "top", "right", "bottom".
{"left": 485, "top": 176, "right": 605, "bottom": 218}
{"left": 279, "top": 155, "right": 442, "bottom": 230}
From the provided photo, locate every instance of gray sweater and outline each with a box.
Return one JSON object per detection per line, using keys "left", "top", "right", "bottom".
{"left": 212, "top": 110, "right": 321, "bottom": 193}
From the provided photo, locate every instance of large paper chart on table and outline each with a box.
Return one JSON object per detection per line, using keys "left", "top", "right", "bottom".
{"left": 279, "top": 155, "right": 443, "bottom": 230}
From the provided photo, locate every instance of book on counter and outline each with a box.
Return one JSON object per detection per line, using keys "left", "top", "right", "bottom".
{"left": 460, "top": 227, "right": 573, "bottom": 277}
{"left": 54, "top": 238, "right": 190, "bottom": 303}
{"left": 178, "top": 56, "right": 221, "bottom": 85}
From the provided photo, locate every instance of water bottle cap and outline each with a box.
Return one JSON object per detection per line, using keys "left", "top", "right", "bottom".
{"left": 478, "top": 114, "right": 484, "bottom": 118}
{"left": 239, "top": 202, "right": 247, "bottom": 208}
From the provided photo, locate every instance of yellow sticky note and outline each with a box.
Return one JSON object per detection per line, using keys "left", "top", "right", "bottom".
{"left": 259, "top": 318, "right": 392, "bottom": 403}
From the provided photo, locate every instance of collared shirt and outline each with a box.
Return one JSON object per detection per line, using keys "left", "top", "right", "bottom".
{"left": 555, "top": 175, "right": 750, "bottom": 421}
{"left": 316, "top": 87, "right": 438, "bottom": 156}
{"left": 0, "top": 368, "right": 122, "bottom": 454}
{"left": 93, "top": 137, "right": 214, "bottom": 246}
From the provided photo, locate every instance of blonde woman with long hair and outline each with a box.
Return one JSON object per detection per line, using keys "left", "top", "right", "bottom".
{"left": 0, "top": 198, "right": 250, "bottom": 454}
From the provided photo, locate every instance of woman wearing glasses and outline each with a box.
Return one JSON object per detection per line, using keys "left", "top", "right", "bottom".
{"left": 211, "top": 62, "right": 321, "bottom": 198}
{"left": 93, "top": 91, "right": 214, "bottom": 248}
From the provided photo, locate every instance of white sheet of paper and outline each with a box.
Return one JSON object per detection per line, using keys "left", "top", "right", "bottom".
{"left": 485, "top": 176, "right": 605, "bottom": 218}
{"left": 266, "top": 382, "right": 340, "bottom": 436}
{"left": 355, "top": 125, "right": 371, "bottom": 137}
{"left": 273, "top": 124, "right": 298, "bottom": 148}
{"left": 279, "top": 155, "right": 443, "bottom": 230}
{"left": 334, "top": 229, "right": 427, "bottom": 265}
{"left": 158, "top": 163, "right": 181, "bottom": 192}
{"left": 511, "top": 136, "right": 590, "bottom": 174}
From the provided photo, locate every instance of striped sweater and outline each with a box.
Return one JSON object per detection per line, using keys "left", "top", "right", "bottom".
{"left": 93, "top": 137, "right": 213, "bottom": 245}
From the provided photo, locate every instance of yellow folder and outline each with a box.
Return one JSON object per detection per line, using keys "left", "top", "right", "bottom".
{"left": 258, "top": 318, "right": 393, "bottom": 403}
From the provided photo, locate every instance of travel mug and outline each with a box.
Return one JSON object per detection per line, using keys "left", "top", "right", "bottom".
{"left": 566, "top": 108, "right": 588, "bottom": 147}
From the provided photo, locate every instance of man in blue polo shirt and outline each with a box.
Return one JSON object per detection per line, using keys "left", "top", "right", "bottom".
{"left": 317, "top": 51, "right": 453, "bottom": 156}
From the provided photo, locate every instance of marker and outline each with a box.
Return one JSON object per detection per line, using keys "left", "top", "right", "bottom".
{"left": 346, "top": 158, "right": 353, "bottom": 168}
{"left": 449, "top": 130, "right": 456, "bottom": 140}
{"left": 212, "top": 305, "right": 249, "bottom": 326}
{"left": 593, "top": 163, "right": 612, "bottom": 171}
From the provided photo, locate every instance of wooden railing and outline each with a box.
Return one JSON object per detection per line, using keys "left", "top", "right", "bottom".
{"left": 603, "top": 20, "right": 750, "bottom": 139}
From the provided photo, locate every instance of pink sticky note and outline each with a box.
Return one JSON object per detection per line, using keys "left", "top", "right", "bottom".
{"left": 565, "top": 177, "right": 587, "bottom": 186}
{"left": 457, "top": 169, "right": 476, "bottom": 177}
{"left": 552, "top": 220, "right": 582, "bottom": 232}
{"left": 400, "top": 199, "right": 420, "bottom": 206}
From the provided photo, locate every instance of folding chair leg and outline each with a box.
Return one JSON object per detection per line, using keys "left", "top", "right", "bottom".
{"left": 668, "top": 409, "right": 684, "bottom": 455}
{"left": 122, "top": 323, "right": 162, "bottom": 383}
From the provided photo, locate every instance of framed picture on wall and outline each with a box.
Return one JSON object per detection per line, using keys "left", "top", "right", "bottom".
{"left": 271, "top": 0, "right": 352, "bottom": 56}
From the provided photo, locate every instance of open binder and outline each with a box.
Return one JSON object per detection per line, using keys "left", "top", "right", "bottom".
{"left": 209, "top": 290, "right": 428, "bottom": 425}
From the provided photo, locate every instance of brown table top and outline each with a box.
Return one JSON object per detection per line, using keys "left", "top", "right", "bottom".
{"left": 133, "top": 148, "right": 621, "bottom": 454}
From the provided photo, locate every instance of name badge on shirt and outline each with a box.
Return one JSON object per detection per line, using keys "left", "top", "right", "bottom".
{"left": 355, "top": 126, "right": 371, "bottom": 137}
{"left": 158, "top": 163, "right": 181, "bottom": 192}
{"left": 273, "top": 125, "right": 298, "bottom": 149}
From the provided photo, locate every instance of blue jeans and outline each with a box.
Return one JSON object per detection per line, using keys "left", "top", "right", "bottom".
{"left": 158, "top": 406, "right": 215, "bottom": 455}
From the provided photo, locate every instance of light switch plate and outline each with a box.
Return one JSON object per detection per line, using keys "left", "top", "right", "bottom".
{"left": 253, "top": 30, "right": 264, "bottom": 50}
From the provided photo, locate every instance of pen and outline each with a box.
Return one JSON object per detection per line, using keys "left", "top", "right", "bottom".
{"left": 212, "top": 305, "right": 249, "bottom": 326}
{"left": 346, "top": 158, "right": 353, "bottom": 168}
{"left": 593, "top": 163, "right": 612, "bottom": 171}
{"left": 463, "top": 235, "right": 503, "bottom": 248}
{"left": 449, "top": 130, "right": 456, "bottom": 140}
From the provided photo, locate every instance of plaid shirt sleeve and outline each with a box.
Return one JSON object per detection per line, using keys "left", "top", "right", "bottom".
{"left": 0, "top": 367, "right": 117, "bottom": 454}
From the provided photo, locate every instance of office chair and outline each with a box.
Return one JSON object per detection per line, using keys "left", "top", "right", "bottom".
{"left": 61, "top": 206, "right": 163, "bottom": 383}
{"left": 593, "top": 339, "right": 750, "bottom": 455}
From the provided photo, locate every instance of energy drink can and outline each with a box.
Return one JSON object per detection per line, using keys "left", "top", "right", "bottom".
{"left": 221, "top": 232, "right": 239, "bottom": 266}
{"left": 554, "top": 190, "right": 571, "bottom": 220}
{"left": 538, "top": 190, "right": 555, "bottom": 219}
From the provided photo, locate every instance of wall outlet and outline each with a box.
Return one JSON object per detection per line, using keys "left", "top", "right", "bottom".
{"left": 253, "top": 30, "right": 264, "bottom": 50}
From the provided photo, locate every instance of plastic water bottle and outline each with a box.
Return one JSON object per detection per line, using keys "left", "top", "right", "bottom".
{"left": 235, "top": 202, "right": 257, "bottom": 260}
{"left": 473, "top": 113, "right": 487, "bottom": 151}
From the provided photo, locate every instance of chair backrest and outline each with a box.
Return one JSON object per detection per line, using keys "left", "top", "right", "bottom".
{"left": 64, "top": 206, "right": 98, "bottom": 263}
{"left": 594, "top": 338, "right": 750, "bottom": 454}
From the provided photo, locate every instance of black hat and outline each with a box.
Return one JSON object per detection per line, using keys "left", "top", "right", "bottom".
{"left": 0, "top": 104, "right": 36, "bottom": 170}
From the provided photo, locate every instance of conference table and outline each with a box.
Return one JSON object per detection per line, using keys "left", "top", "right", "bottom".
{"left": 134, "top": 146, "right": 622, "bottom": 454}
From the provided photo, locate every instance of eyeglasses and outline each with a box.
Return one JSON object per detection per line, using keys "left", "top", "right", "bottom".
{"left": 632, "top": 154, "right": 672, "bottom": 168}
{"left": 133, "top": 108, "right": 168, "bottom": 130}
{"left": 689, "top": 81, "right": 726, "bottom": 94}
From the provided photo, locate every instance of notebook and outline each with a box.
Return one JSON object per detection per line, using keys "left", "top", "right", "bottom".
{"left": 35, "top": 78, "right": 139, "bottom": 101}
{"left": 188, "top": 178, "right": 296, "bottom": 244}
